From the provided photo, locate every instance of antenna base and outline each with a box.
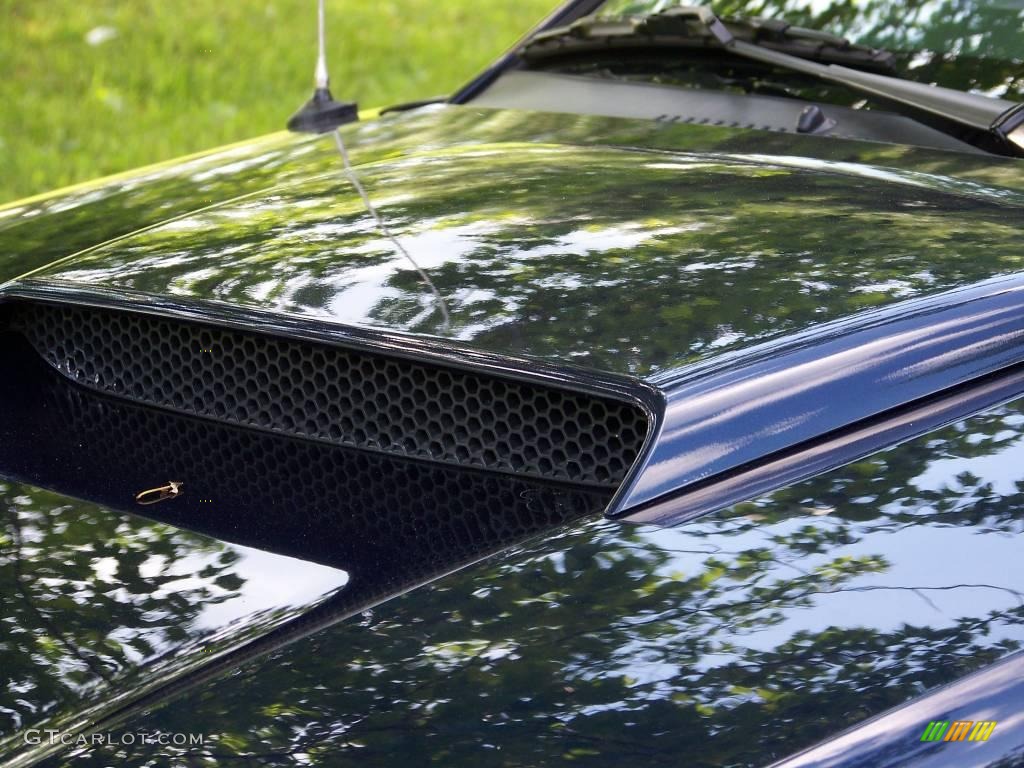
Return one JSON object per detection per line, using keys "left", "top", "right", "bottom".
{"left": 287, "top": 87, "right": 358, "bottom": 133}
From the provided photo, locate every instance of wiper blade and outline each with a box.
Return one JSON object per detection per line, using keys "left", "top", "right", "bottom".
{"left": 682, "top": 7, "right": 1024, "bottom": 155}
{"left": 525, "top": 9, "right": 899, "bottom": 73}
{"left": 524, "top": 6, "right": 1024, "bottom": 156}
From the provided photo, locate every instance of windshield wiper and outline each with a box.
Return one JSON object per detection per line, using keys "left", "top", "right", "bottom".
{"left": 523, "top": 6, "right": 1024, "bottom": 156}
{"left": 525, "top": 8, "right": 898, "bottom": 72}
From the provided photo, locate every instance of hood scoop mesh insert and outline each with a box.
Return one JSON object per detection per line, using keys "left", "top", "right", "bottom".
{"left": 8, "top": 302, "right": 647, "bottom": 487}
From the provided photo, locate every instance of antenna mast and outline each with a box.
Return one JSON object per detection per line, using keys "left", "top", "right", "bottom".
{"left": 287, "top": 0, "right": 358, "bottom": 133}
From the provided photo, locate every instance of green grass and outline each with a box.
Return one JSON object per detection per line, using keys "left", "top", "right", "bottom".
{"left": 0, "top": 0, "right": 553, "bottom": 203}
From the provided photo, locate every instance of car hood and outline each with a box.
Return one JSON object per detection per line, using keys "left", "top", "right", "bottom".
{"left": 6, "top": 367, "right": 1024, "bottom": 768}
{"left": 5, "top": 105, "right": 1024, "bottom": 520}
{"left": 4, "top": 106, "right": 1024, "bottom": 767}
{"left": 3, "top": 104, "right": 1024, "bottom": 380}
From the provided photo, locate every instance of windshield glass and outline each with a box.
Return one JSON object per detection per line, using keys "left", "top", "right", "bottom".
{"left": 596, "top": 0, "right": 1024, "bottom": 98}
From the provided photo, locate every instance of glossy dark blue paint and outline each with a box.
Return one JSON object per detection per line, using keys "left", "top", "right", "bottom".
{"left": 624, "top": 362, "right": 1024, "bottom": 525}
{"left": 3, "top": 106, "right": 1024, "bottom": 519}
{"left": 771, "top": 651, "right": 1024, "bottom": 768}
{"left": 618, "top": 273, "right": 1024, "bottom": 513}
{"left": 20, "top": 386, "right": 1024, "bottom": 767}
{"left": 2, "top": 5, "right": 1024, "bottom": 766}
{"left": 1, "top": 115, "right": 1023, "bottom": 768}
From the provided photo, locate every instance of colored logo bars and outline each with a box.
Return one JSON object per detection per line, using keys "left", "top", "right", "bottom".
{"left": 920, "top": 721, "right": 997, "bottom": 742}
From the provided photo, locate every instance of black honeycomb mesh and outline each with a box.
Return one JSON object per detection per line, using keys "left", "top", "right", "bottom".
{"left": 0, "top": 330, "right": 611, "bottom": 729}
{"left": 10, "top": 302, "right": 648, "bottom": 486}
{"left": 0, "top": 334, "right": 608, "bottom": 575}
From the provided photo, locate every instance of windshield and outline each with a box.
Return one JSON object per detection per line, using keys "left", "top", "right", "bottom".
{"left": 597, "top": 0, "right": 1024, "bottom": 99}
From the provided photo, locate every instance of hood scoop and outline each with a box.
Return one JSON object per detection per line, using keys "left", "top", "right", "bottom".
{"left": 6, "top": 300, "right": 649, "bottom": 488}
{"left": 0, "top": 325, "right": 610, "bottom": 765}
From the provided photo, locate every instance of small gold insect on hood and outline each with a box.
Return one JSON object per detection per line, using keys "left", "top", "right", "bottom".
{"left": 135, "top": 481, "right": 183, "bottom": 506}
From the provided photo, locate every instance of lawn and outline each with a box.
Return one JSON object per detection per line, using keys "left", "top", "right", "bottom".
{"left": 0, "top": 0, "right": 554, "bottom": 204}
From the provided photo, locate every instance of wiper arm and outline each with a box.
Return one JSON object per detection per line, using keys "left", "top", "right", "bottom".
{"left": 679, "top": 6, "right": 1024, "bottom": 156}
{"left": 524, "top": 6, "right": 1024, "bottom": 156}
{"left": 525, "top": 10, "right": 898, "bottom": 73}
